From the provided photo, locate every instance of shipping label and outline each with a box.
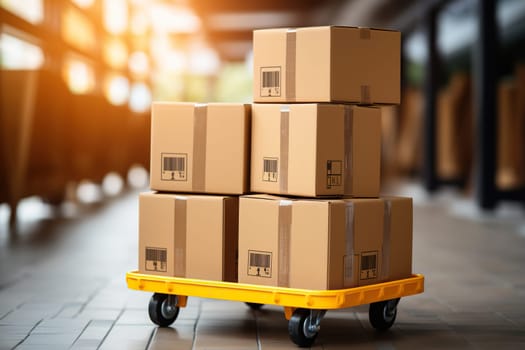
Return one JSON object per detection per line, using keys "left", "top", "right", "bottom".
{"left": 248, "top": 250, "right": 272, "bottom": 278}
{"left": 161, "top": 153, "right": 187, "bottom": 181}
{"left": 260, "top": 66, "right": 281, "bottom": 97}
{"left": 145, "top": 247, "right": 167, "bottom": 272}
{"left": 326, "top": 160, "right": 342, "bottom": 188}
{"left": 262, "top": 157, "right": 278, "bottom": 182}
{"left": 359, "top": 251, "right": 378, "bottom": 280}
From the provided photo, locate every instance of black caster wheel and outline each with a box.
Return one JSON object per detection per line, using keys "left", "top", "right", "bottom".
{"left": 245, "top": 302, "right": 264, "bottom": 310}
{"left": 288, "top": 309, "right": 318, "bottom": 347}
{"left": 148, "top": 293, "right": 180, "bottom": 327}
{"left": 369, "top": 298, "right": 400, "bottom": 331}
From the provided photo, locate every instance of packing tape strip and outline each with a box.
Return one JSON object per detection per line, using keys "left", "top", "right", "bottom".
{"left": 286, "top": 29, "right": 296, "bottom": 101}
{"left": 343, "top": 202, "right": 355, "bottom": 287}
{"left": 192, "top": 104, "right": 207, "bottom": 192}
{"left": 382, "top": 199, "right": 392, "bottom": 280}
{"left": 358, "top": 28, "right": 372, "bottom": 104}
{"left": 174, "top": 196, "right": 187, "bottom": 277}
{"left": 360, "top": 85, "right": 371, "bottom": 104}
{"left": 279, "top": 106, "right": 290, "bottom": 194}
{"left": 344, "top": 106, "right": 354, "bottom": 196}
{"left": 278, "top": 200, "right": 292, "bottom": 287}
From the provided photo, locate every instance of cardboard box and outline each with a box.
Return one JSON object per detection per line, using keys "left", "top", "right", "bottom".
{"left": 138, "top": 192, "right": 238, "bottom": 282}
{"left": 497, "top": 79, "right": 525, "bottom": 190}
{"left": 437, "top": 73, "right": 473, "bottom": 181}
{"left": 150, "top": 102, "right": 251, "bottom": 194}
{"left": 380, "top": 105, "right": 400, "bottom": 181}
{"left": 250, "top": 103, "right": 381, "bottom": 197}
{"left": 381, "top": 197, "right": 412, "bottom": 281}
{"left": 397, "top": 87, "right": 423, "bottom": 174}
{"left": 238, "top": 195, "right": 384, "bottom": 290}
{"left": 253, "top": 26, "right": 400, "bottom": 104}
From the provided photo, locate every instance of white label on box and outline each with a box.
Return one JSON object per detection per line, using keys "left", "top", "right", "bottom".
{"left": 161, "top": 153, "right": 187, "bottom": 181}
{"left": 260, "top": 67, "right": 281, "bottom": 97}
{"left": 248, "top": 250, "right": 272, "bottom": 278}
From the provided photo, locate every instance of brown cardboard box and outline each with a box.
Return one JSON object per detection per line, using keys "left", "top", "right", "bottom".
{"left": 253, "top": 26, "right": 400, "bottom": 104}
{"left": 238, "top": 195, "right": 384, "bottom": 290}
{"left": 397, "top": 87, "right": 423, "bottom": 174}
{"left": 381, "top": 197, "right": 413, "bottom": 282}
{"left": 150, "top": 102, "right": 251, "bottom": 194}
{"left": 437, "top": 73, "right": 473, "bottom": 181}
{"left": 250, "top": 103, "right": 381, "bottom": 197}
{"left": 497, "top": 79, "right": 525, "bottom": 190}
{"left": 380, "top": 105, "right": 400, "bottom": 181}
{"left": 138, "top": 192, "right": 238, "bottom": 282}
{"left": 437, "top": 89, "right": 457, "bottom": 179}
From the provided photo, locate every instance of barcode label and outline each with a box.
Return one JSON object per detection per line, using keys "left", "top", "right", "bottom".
{"left": 161, "top": 153, "right": 187, "bottom": 181}
{"left": 326, "top": 160, "right": 342, "bottom": 189}
{"left": 145, "top": 247, "right": 167, "bottom": 272}
{"left": 360, "top": 251, "right": 378, "bottom": 280}
{"left": 262, "top": 157, "right": 278, "bottom": 182}
{"left": 247, "top": 250, "right": 272, "bottom": 278}
{"left": 164, "top": 157, "right": 184, "bottom": 171}
{"left": 262, "top": 71, "right": 279, "bottom": 88}
{"left": 260, "top": 67, "right": 281, "bottom": 97}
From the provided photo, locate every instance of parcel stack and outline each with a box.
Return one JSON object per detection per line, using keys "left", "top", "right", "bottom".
{"left": 238, "top": 26, "right": 414, "bottom": 290}
{"left": 138, "top": 102, "right": 251, "bottom": 283}
{"left": 137, "top": 25, "right": 414, "bottom": 292}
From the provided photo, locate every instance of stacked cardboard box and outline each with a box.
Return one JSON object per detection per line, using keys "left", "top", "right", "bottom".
{"left": 138, "top": 25, "right": 413, "bottom": 290}
{"left": 138, "top": 103, "right": 251, "bottom": 282}
{"left": 239, "top": 26, "right": 413, "bottom": 289}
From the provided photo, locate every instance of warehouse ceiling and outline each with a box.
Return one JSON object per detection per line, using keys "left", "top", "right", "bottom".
{"left": 187, "top": 0, "right": 432, "bottom": 60}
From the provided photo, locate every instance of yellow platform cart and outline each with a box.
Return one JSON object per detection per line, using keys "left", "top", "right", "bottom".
{"left": 126, "top": 271, "right": 424, "bottom": 347}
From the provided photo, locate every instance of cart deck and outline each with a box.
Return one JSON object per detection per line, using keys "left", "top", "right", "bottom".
{"left": 126, "top": 271, "right": 424, "bottom": 347}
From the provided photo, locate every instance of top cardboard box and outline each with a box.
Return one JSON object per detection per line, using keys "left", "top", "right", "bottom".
{"left": 150, "top": 102, "right": 251, "bottom": 195}
{"left": 253, "top": 26, "right": 401, "bottom": 104}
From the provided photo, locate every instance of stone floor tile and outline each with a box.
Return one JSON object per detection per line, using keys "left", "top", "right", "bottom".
{"left": 98, "top": 324, "right": 155, "bottom": 350}
{"left": 147, "top": 326, "right": 194, "bottom": 350}
{"left": 116, "top": 309, "right": 151, "bottom": 325}
{"left": 69, "top": 320, "right": 113, "bottom": 349}
{"left": 76, "top": 307, "right": 122, "bottom": 321}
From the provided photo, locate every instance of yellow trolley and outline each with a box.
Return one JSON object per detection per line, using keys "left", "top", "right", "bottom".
{"left": 126, "top": 271, "right": 424, "bottom": 347}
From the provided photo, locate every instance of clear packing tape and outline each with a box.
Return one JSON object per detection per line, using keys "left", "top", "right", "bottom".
{"left": 192, "top": 104, "right": 207, "bottom": 192}
{"left": 174, "top": 196, "right": 187, "bottom": 276}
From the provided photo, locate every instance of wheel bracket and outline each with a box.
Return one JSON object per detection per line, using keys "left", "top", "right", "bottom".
{"left": 304, "top": 309, "right": 326, "bottom": 337}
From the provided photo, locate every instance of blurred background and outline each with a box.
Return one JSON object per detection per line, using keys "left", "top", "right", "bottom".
{"left": 1, "top": 0, "right": 524, "bottom": 227}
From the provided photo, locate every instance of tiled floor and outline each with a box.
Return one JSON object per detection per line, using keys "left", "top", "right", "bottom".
{"left": 1, "top": 186, "right": 524, "bottom": 349}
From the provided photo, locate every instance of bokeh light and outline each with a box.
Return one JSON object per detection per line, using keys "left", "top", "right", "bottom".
{"left": 102, "top": 172, "right": 124, "bottom": 196}
{"left": 104, "top": 75, "right": 130, "bottom": 105}
{"left": 103, "top": 37, "right": 128, "bottom": 69}
{"left": 103, "top": 0, "right": 128, "bottom": 35}
{"left": 129, "top": 82, "right": 152, "bottom": 113}
{"left": 0, "top": 33, "right": 44, "bottom": 69}
{"left": 63, "top": 58, "right": 95, "bottom": 94}
{"left": 129, "top": 51, "right": 150, "bottom": 77}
